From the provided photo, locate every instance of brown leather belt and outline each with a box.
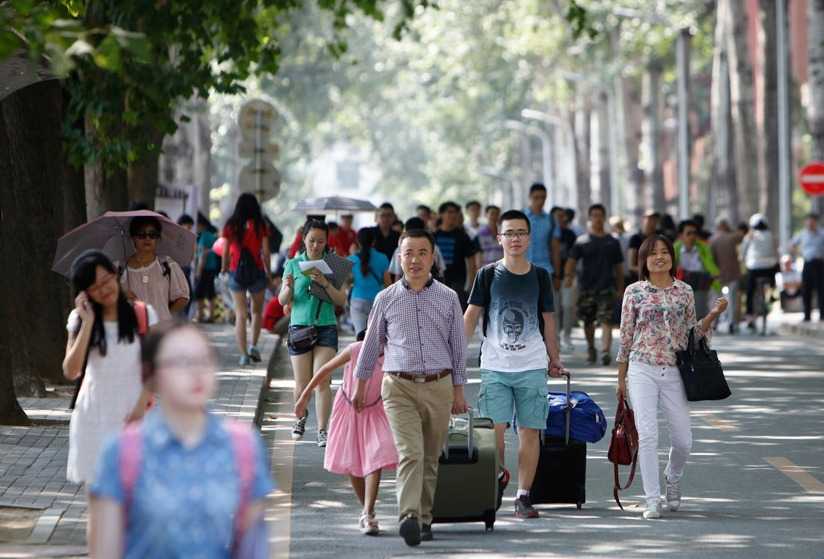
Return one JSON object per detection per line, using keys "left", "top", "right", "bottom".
{"left": 386, "top": 370, "right": 452, "bottom": 383}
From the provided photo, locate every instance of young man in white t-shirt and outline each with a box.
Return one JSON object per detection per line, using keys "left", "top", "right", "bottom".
{"left": 464, "top": 209, "right": 564, "bottom": 519}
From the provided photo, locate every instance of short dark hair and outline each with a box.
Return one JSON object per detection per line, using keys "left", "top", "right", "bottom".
{"left": 399, "top": 228, "right": 435, "bottom": 252}
{"left": 465, "top": 200, "right": 481, "bottom": 210}
{"left": 438, "top": 201, "right": 460, "bottom": 214}
{"left": 176, "top": 213, "right": 194, "bottom": 226}
{"left": 529, "top": 183, "right": 547, "bottom": 195}
{"left": 807, "top": 213, "right": 820, "bottom": 221}
{"left": 678, "top": 219, "right": 698, "bottom": 234}
{"left": 564, "top": 208, "right": 575, "bottom": 222}
{"left": 588, "top": 203, "right": 606, "bottom": 216}
{"left": 498, "top": 209, "right": 530, "bottom": 233}
{"left": 378, "top": 202, "right": 394, "bottom": 212}
{"left": 129, "top": 215, "right": 162, "bottom": 237}
{"left": 638, "top": 235, "right": 676, "bottom": 280}
{"left": 416, "top": 204, "right": 432, "bottom": 214}
{"left": 404, "top": 217, "right": 426, "bottom": 230}
{"left": 484, "top": 205, "right": 500, "bottom": 214}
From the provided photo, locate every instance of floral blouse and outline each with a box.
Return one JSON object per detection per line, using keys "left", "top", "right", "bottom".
{"left": 617, "top": 279, "right": 711, "bottom": 366}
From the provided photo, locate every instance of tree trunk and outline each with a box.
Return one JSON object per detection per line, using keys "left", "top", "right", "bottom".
{"left": 595, "top": 89, "right": 611, "bottom": 212}
{"left": 712, "top": 0, "right": 739, "bottom": 224}
{"left": 618, "top": 76, "right": 644, "bottom": 226}
{"left": 809, "top": 0, "right": 824, "bottom": 215}
{"left": 759, "top": 0, "right": 780, "bottom": 229}
{"left": 84, "top": 110, "right": 129, "bottom": 219}
{"left": 643, "top": 57, "right": 665, "bottom": 213}
{"left": 0, "top": 80, "right": 72, "bottom": 412}
{"left": 129, "top": 150, "right": 161, "bottom": 211}
{"left": 574, "top": 93, "right": 591, "bottom": 222}
{"left": 726, "top": 0, "right": 762, "bottom": 221}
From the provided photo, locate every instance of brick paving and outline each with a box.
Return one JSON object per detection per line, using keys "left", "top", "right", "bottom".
{"left": 0, "top": 322, "right": 279, "bottom": 557}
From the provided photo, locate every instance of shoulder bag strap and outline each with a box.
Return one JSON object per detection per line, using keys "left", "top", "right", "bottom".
{"left": 227, "top": 421, "right": 255, "bottom": 546}
{"left": 613, "top": 452, "right": 638, "bottom": 510}
{"left": 119, "top": 422, "right": 143, "bottom": 515}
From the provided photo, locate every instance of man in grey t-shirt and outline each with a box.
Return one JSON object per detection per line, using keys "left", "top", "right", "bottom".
{"left": 564, "top": 204, "right": 624, "bottom": 366}
{"left": 464, "top": 209, "right": 564, "bottom": 520}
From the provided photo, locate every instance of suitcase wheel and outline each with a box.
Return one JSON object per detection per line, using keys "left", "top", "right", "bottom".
{"left": 577, "top": 502, "right": 582, "bottom": 510}
{"left": 484, "top": 509, "right": 495, "bottom": 531}
{"left": 485, "top": 521, "right": 494, "bottom": 531}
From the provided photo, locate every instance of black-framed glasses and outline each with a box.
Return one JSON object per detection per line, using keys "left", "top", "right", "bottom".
{"left": 499, "top": 230, "right": 530, "bottom": 240}
{"left": 133, "top": 230, "right": 160, "bottom": 239}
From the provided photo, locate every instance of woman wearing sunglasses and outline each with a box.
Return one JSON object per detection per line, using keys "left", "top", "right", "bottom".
{"left": 121, "top": 215, "right": 190, "bottom": 325}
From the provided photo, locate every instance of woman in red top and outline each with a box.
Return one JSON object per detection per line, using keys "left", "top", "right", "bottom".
{"left": 221, "top": 193, "right": 272, "bottom": 366}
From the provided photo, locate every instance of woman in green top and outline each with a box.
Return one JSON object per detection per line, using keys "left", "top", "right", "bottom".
{"left": 279, "top": 220, "right": 347, "bottom": 447}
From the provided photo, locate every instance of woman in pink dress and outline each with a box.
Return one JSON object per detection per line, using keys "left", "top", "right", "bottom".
{"left": 294, "top": 331, "right": 398, "bottom": 536}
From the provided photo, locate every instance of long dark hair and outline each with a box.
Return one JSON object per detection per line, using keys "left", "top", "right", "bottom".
{"left": 356, "top": 227, "right": 374, "bottom": 277}
{"left": 69, "top": 250, "right": 139, "bottom": 356}
{"left": 226, "top": 193, "right": 266, "bottom": 244}
{"left": 637, "top": 234, "right": 677, "bottom": 280}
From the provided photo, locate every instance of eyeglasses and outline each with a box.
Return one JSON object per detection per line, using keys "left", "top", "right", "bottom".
{"left": 86, "top": 273, "right": 117, "bottom": 297}
{"left": 133, "top": 230, "right": 160, "bottom": 240}
{"left": 499, "top": 230, "right": 530, "bottom": 240}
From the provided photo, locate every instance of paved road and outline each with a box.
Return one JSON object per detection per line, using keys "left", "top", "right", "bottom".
{"left": 270, "top": 317, "right": 824, "bottom": 559}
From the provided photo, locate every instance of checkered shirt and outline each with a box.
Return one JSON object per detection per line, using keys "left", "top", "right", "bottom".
{"left": 354, "top": 277, "right": 467, "bottom": 385}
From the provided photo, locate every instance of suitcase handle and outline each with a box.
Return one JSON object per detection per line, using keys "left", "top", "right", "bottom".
{"left": 542, "top": 370, "right": 572, "bottom": 446}
{"left": 443, "top": 407, "right": 474, "bottom": 461}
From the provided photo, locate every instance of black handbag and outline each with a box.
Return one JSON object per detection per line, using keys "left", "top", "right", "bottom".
{"left": 675, "top": 327, "right": 731, "bottom": 401}
{"left": 287, "top": 299, "right": 323, "bottom": 353}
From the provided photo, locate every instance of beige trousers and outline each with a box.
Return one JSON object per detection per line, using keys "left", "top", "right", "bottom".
{"left": 381, "top": 373, "right": 454, "bottom": 526}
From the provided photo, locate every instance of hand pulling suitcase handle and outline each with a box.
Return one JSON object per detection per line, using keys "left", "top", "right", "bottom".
{"left": 443, "top": 407, "right": 474, "bottom": 460}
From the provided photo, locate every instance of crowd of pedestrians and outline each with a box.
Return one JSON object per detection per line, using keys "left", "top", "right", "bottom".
{"left": 56, "top": 187, "right": 824, "bottom": 555}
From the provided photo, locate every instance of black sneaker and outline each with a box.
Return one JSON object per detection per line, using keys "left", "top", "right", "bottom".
{"left": 291, "top": 411, "right": 308, "bottom": 441}
{"left": 399, "top": 516, "right": 421, "bottom": 546}
{"left": 497, "top": 469, "right": 510, "bottom": 510}
{"left": 514, "top": 494, "right": 540, "bottom": 519}
{"left": 420, "top": 523, "right": 433, "bottom": 541}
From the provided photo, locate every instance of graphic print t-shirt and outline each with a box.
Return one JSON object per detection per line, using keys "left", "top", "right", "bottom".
{"left": 468, "top": 262, "right": 554, "bottom": 373}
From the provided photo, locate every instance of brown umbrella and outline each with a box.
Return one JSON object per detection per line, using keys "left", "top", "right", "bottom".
{"left": 52, "top": 210, "right": 198, "bottom": 276}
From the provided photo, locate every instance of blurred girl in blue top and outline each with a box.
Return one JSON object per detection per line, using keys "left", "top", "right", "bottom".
{"left": 348, "top": 227, "right": 390, "bottom": 334}
{"left": 88, "top": 323, "right": 273, "bottom": 559}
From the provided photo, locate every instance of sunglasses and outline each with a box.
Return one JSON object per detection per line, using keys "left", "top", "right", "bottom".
{"left": 133, "top": 230, "right": 160, "bottom": 239}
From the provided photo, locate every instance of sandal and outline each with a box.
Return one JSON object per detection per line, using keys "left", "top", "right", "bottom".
{"left": 359, "top": 513, "right": 379, "bottom": 536}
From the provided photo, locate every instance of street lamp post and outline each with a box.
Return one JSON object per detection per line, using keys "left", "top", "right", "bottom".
{"left": 521, "top": 109, "right": 577, "bottom": 215}
{"left": 478, "top": 165, "right": 518, "bottom": 208}
{"left": 504, "top": 120, "right": 553, "bottom": 209}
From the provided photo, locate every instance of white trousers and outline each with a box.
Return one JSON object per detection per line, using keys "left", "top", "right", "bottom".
{"left": 627, "top": 361, "right": 692, "bottom": 504}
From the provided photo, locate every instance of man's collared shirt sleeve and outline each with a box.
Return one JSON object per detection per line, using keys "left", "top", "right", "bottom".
{"left": 354, "top": 290, "right": 389, "bottom": 380}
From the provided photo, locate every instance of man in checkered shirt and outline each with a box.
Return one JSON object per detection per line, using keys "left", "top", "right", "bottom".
{"left": 353, "top": 228, "right": 468, "bottom": 547}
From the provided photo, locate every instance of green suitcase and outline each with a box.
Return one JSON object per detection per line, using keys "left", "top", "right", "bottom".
{"left": 431, "top": 409, "right": 500, "bottom": 531}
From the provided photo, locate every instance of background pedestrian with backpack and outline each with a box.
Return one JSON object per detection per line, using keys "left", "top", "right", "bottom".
{"left": 62, "top": 251, "right": 157, "bottom": 539}
{"left": 88, "top": 323, "right": 274, "bottom": 559}
{"left": 221, "top": 193, "right": 272, "bottom": 366}
{"left": 463, "top": 209, "right": 564, "bottom": 520}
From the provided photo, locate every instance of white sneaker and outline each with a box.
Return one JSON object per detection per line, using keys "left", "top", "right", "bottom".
{"left": 317, "top": 429, "right": 328, "bottom": 447}
{"left": 666, "top": 478, "right": 681, "bottom": 511}
{"left": 643, "top": 499, "right": 662, "bottom": 520}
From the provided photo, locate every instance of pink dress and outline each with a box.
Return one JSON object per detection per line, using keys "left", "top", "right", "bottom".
{"left": 324, "top": 342, "right": 398, "bottom": 477}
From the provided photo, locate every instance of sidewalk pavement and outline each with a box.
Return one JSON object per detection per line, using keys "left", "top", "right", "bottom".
{"left": 1, "top": 306, "right": 821, "bottom": 558}
{"left": 0, "top": 322, "right": 281, "bottom": 558}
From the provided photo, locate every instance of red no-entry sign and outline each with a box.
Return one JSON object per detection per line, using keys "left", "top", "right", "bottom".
{"left": 800, "top": 161, "right": 824, "bottom": 196}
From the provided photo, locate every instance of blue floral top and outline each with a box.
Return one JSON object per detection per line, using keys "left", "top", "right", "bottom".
{"left": 617, "top": 279, "right": 711, "bottom": 366}
{"left": 90, "top": 409, "right": 273, "bottom": 559}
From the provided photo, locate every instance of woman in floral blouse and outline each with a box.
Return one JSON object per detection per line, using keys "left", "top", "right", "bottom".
{"left": 616, "top": 235, "right": 727, "bottom": 520}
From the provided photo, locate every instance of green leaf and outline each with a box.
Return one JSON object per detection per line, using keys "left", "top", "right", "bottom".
{"left": 60, "top": 0, "right": 85, "bottom": 18}
{"left": 10, "top": 0, "right": 34, "bottom": 13}
{"left": 92, "top": 35, "right": 122, "bottom": 72}
{"left": 0, "top": 29, "right": 22, "bottom": 60}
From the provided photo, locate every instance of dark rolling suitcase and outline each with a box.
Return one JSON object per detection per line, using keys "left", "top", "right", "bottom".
{"left": 529, "top": 371, "right": 587, "bottom": 508}
{"left": 431, "top": 409, "right": 500, "bottom": 530}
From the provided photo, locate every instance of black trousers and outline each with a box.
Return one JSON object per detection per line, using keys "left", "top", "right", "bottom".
{"left": 801, "top": 258, "right": 824, "bottom": 320}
